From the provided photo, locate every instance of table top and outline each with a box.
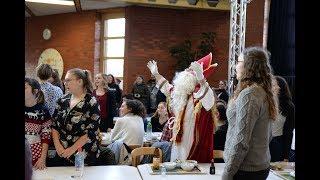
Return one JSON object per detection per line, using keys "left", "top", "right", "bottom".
{"left": 137, "top": 163, "right": 286, "bottom": 180}
{"left": 32, "top": 165, "right": 142, "bottom": 180}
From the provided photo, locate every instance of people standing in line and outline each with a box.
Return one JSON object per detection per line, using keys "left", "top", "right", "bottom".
{"left": 36, "top": 64, "right": 63, "bottom": 116}
{"left": 132, "top": 75, "right": 150, "bottom": 113}
{"left": 93, "top": 73, "right": 117, "bottom": 132}
{"left": 25, "top": 78, "right": 52, "bottom": 170}
{"left": 222, "top": 47, "right": 279, "bottom": 180}
{"left": 51, "top": 68, "right": 112, "bottom": 166}
{"left": 270, "top": 76, "right": 295, "bottom": 162}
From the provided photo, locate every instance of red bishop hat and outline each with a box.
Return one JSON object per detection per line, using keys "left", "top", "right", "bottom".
{"left": 196, "top": 52, "right": 217, "bottom": 78}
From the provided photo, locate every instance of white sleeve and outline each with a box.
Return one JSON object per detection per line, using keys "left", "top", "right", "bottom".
{"left": 156, "top": 77, "right": 173, "bottom": 97}
{"left": 111, "top": 118, "right": 123, "bottom": 141}
{"left": 193, "top": 81, "right": 215, "bottom": 111}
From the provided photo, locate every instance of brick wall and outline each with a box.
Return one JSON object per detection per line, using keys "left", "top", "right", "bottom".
{"left": 124, "top": 6, "right": 231, "bottom": 93}
{"left": 25, "top": 11, "right": 97, "bottom": 79}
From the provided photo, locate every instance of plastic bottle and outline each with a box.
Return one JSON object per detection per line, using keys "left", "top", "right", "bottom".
{"left": 147, "top": 119, "right": 152, "bottom": 140}
{"left": 210, "top": 159, "right": 215, "bottom": 175}
{"left": 74, "top": 148, "right": 84, "bottom": 177}
{"left": 160, "top": 164, "right": 167, "bottom": 179}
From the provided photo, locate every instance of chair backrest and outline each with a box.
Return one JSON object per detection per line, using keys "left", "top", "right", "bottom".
{"left": 213, "top": 150, "right": 224, "bottom": 159}
{"left": 128, "top": 144, "right": 142, "bottom": 151}
{"left": 131, "top": 147, "right": 163, "bottom": 167}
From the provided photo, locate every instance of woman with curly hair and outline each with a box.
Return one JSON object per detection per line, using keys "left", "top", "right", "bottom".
{"left": 222, "top": 47, "right": 279, "bottom": 180}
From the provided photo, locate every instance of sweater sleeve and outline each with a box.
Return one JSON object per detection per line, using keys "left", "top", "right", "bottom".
{"left": 222, "top": 92, "right": 260, "bottom": 180}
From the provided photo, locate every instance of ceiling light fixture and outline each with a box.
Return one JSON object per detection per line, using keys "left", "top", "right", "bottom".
{"left": 25, "top": 0, "right": 75, "bottom": 6}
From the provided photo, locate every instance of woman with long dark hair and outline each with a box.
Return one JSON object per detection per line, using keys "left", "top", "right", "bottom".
{"left": 270, "top": 76, "right": 295, "bottom": 162}
{"left": 222, "top": 47, "right": 279, "bottom": 180}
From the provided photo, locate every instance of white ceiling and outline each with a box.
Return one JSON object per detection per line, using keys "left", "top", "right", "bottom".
{"left": 25, "top": 1, "right": 76, "bottom": 16}
{"left": 81, "top": 0, "right": 128, "bottom": 10}
{"left": 25, "top": 0, "right": 130, "bottom": 17}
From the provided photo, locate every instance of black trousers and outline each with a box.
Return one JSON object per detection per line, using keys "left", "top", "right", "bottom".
{"left": 233, "top": 168, "right": 270, "bottom": 180}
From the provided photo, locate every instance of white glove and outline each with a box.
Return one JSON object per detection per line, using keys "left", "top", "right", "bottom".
{"left": 189, "top": 61, "right": 204, "bottom": 81}
{"left": 147, "top": 60, "right": 159, "bottom": 76}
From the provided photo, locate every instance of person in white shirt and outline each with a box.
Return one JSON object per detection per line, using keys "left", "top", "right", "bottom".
{"left": 111, "top": 99, "right": 146, "bottom": 146}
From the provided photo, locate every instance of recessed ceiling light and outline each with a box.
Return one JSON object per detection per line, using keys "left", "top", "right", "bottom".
{"left": 25, "top": 0, "right": 75, "bottom": 6}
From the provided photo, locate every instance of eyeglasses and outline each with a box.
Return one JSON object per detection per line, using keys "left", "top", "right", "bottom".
{"left": 63, "top": 78, "right": 78, "bottom": 83}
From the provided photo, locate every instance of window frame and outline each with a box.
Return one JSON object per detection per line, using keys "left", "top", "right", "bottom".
{"left": 100, "top": 9, "right": 125, "bottom": 79}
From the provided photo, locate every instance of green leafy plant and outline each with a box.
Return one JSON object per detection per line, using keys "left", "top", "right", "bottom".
{"left": 169, "top": 32, "right": 216, "bottom": 71}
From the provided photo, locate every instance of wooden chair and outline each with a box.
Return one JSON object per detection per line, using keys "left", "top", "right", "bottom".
{"left": 128, "top": 144, "right": 141, "bottom": 151}
{"left": 131, "top": 147, "right": 163, "bottom": 167}
{"left": 213, "top": 150, "right": 224, "bottom": 159}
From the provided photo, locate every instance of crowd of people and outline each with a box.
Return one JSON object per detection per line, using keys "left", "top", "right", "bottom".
{"left": 25, "top": 46, "right": 294, "bottom": 180}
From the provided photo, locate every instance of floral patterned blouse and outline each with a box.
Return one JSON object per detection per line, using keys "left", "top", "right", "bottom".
{"left": 52, "top": 93, "right": 101, "bottom": 164}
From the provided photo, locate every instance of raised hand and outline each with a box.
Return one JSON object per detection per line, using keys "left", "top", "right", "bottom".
{"left": 147, "top": 60, "right": 159, "bottom": 76}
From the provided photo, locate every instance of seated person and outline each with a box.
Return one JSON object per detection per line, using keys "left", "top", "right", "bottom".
{"left": 151, "top": 102, "right": 169, "bottom": 132}
{"left": 25, "top": 78, "right": 52, "bottom": 170}
{"left": 111, "top": 99, "right": 146, "bottom": 146}
{"left": 213, "top": 100, "right": 228, "bottom": 162}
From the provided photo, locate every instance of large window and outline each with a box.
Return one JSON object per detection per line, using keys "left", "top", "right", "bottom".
{"left": 103, "top": 17, "right": 125, "bottom": 81}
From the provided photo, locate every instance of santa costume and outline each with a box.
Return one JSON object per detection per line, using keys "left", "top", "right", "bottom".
{"left": 147, "top": 53, "right": 218, "bottom": 163}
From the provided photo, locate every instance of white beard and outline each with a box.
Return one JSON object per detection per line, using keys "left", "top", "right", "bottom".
{"left": 171, "top": 70, "right": 197, "bottom": 115}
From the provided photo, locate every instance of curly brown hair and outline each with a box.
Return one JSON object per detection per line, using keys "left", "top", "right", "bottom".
{"left": 232, "top": 47, "right": 279, "bottom": 120}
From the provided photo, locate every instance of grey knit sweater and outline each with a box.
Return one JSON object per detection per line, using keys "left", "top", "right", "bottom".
{"left": 222, "top": 85, "right": 273, "bottom": 180}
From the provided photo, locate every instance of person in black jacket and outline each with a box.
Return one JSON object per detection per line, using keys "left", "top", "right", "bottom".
{"left": 132, "top": 75, "right": 150, "bottom": 112}
{"left": 93, "top": 73, "right": 117, "bottom": 132}
{"left": 215, "top": 80, "right": 229, "bottom": 103}
{"left": 106, "top": 74, "right": 122, "bottom": 108}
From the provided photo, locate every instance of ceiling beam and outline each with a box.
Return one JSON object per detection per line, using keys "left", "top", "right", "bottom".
{"left": 74, "top": 0, "right": 82, "bottom": 12}
{"left": 25, "top": 4, "right": 35, "bottom": 17}
{"left": 111, "top": 0, "right": 230, "bottom": 10}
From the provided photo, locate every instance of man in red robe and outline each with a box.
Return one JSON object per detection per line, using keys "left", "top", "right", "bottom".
{"left": 147, "top": 53, "right": 218, "bottom": 163}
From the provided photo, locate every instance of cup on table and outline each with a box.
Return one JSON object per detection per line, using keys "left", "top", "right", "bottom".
{"left": 153, "top": 157, "right": 160, "bottom": 169}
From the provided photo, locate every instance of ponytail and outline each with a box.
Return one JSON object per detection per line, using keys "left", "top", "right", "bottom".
{"left": 83, "top": 70, "right": 93, "bottom": 94}
{"left": 68, "top": 68, "right": 93, "bottom": 94}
